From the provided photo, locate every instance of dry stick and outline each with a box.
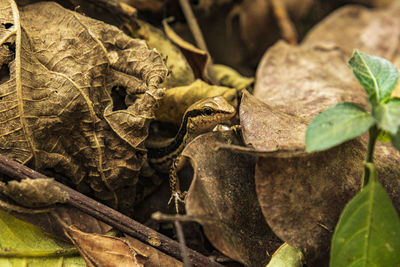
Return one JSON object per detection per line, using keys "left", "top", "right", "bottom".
{"left": 178, "top": 0, "right": 218, "bottom": 84}
{"left": 270, "top": 0, "right": 298, "bottom": 45}
{"left": 174, "top": 221, "right": 192, "bottom": 267}
{"left": 0, "top": 154, "right": 222, "bottom": 267}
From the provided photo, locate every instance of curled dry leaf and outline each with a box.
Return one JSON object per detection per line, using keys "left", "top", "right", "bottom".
{"left": 155, "top": 79, "right": 237, "bottom": 124}
{"left": 245, "top": 4, "right": 400, "bottom": 265}
{"left": 183, "top": 131, "right": 282, "bottom": 267}
{"left": 65, "top": 226, "right": 146, "bottom": 267}
{"left": 0, "top": 1, "right": 168, "bottom": 214}
{"left": 163, "top": 20, "right": 211, "bottom": 83}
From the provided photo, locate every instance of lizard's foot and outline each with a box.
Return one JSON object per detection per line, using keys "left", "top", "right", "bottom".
{"left": 168, "top": 191, "right": 187, "bottom": 213}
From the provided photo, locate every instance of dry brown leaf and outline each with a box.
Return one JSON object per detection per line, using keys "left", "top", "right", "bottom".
{"left": 183, "top": 131, "right": 282, "bottom": 267}
{"left": 303, "top": 5, "right": 400, "bottom": 60}
{"left": 0, "top": 1, "right": 167, "bottom": 214}
{"left": 246, "top": 4, "right": 400, "bottom": 265}
{"left": 125, "top": 235, "right": 183, "bottom": 267}
{"left": 240, "top": 90, "right": 306, "bottom": 152}
{"left": 66, "top": 225, "right": 146, "bottom": 267}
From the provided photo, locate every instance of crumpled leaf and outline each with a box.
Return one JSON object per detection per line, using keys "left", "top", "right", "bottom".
{"left": 183, "top": 131, "right": 282, "bottom": 266}
{"left": 0, "top": 178, "right": 68, "bottom": 207}
{"left": 0, "top": 1, "right": 168, "bottom": 214}
{"left": 245, "top": 4, "right": 400, "bottom": 265}
{"left": 0, "top": 209, "right": 85, "bottom": 266}
{"left": 163, "top": 20, "right": 211, "bottom": 83}
{"left": 133, "top": 19, "right": 195, "bottom": 89}
{"left": 212, "top": 64, "right": 254, "bottom": 91}
{"left": 266, "top": 243, "right": 304, "bottom": 267}
{"left": 65, "top": 225, "right": 145, "bottom": 267}
{"left": 155, "top": 79, "right": 237, "bottom": 124}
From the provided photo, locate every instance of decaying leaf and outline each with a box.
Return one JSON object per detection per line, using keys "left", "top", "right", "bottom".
{"left": 0, "top": 1, "right": 168, "bottom": 214}
{"left": 133, "top": 19, "right": 195, "bottom": 89}
{"left": 244, "top": 3, "right": 400, "bottom": 265}
{"left": 0, "top": 178, "right": 68, "bottom": 207}
{"left": 240, "top": 90, "right": 306, "bottom": 152}
{"left": 303, "top": 4, "right": 400, "bottom": 60}
{"left": 155, "top": 79, "right": 237, "bottom": 124}
{"left": 125, "top": 235, "right": 184, "bottom": 267}
{"left": 183, "top": 131, "right": 282, "bottom": 266}
{"left": 65, "top": 225, "right": 146, "bottom": 267}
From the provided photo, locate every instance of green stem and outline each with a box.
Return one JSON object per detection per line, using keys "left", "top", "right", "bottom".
{"left": 362, "top": 125, "right": 379, "bottom": 187}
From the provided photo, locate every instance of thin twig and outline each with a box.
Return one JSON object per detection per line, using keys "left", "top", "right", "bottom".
{"left": 175, "top": 221, "right": 192, "bottom": 267}
{"left": 0, "top": 154, "right": 222, "bottom": 267}
{"left": 178, "top": 0, "right": 208, "bottom": 52}
{"left": 178, "top": 0, "right": 218, "bottom": 84}
{"left": 270, "top": 0, "right": 298, "bottom": 45}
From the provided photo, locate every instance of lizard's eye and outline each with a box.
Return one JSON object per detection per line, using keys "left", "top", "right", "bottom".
{"left": 203, "top": 107, "right": 213, "bottom": 115}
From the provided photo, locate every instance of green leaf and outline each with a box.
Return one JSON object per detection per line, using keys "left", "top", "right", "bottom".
{"left": 266, "top": 243, "right": 304, "bottom": 267}
{"left": 348, "top": 50, "right": 399, "bottom": 104}
{"left": 0, "top": 209, "right": 85, "bottom": 266}
{"left": 306, "top": 102, "right": 375, "bottom": 152}
{"left": 330, "top": 164, "right": 400, "bottom": 267}
{"left": 373, "top": 98, "right": 400, "bottom": 134}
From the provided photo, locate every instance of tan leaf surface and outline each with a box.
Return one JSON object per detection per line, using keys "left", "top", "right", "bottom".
{"left": 183, "top": 131, "right": 282, "bottom": 267}
{"left": 125, "top": 235, "right": 183, "bottom": 267}
{"left": 0, "top": 1, "right": 167, "bottom": 214}
{"left": 246, "top": 3, "right": 400, "bottom": 265}
{"left": 66, "top": 226, "right": 146, "bottom": 267}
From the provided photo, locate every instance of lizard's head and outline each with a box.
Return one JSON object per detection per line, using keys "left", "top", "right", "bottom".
{"left": 185, "top": 96, "right": 236, "bottom": 134}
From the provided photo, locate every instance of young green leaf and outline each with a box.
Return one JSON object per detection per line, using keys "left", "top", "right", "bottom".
{"left": 306, "top": 102, "right": 375, "bottom": 152}
{"left": 0, "top": 209, "right": 85, "bottom": 266}
{"left": 348, "top": 50, "right": 399, "bottom": 104}
{"left": 373, "top": 98, "right": 400, "bottom": 134}
{"left": 330, "top": 164, "right": 400, "bottom": 267}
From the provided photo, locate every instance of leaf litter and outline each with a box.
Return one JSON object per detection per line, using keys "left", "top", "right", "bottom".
{"left": 1, "top": 0, "right": 400, "bottom": 266}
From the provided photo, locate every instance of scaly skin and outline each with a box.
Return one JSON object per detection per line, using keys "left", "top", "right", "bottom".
{"left": 146, "top": 96, "right": 236, "bottom": 211}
